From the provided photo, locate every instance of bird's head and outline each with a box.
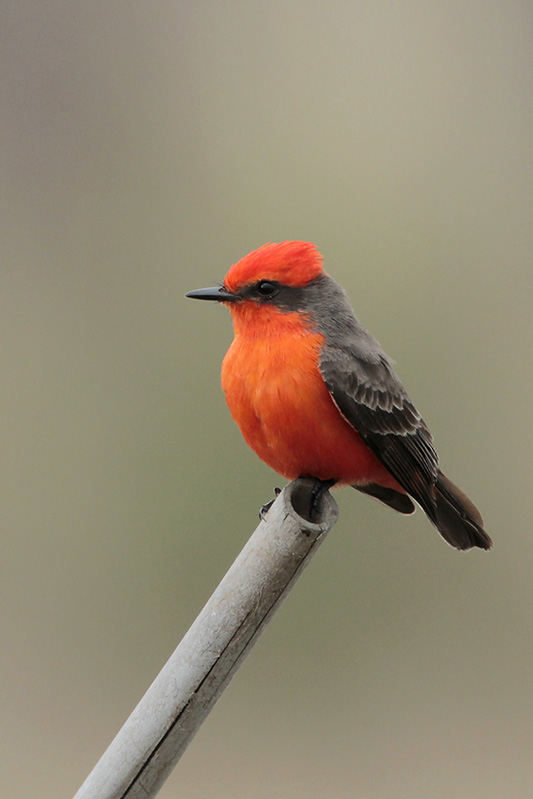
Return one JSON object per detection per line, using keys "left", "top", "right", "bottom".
{"left": 186, "top": 242, "right": 326, "bottom": 331}
{"left": 223, "top": 241, "right": 324, "bottom": 295}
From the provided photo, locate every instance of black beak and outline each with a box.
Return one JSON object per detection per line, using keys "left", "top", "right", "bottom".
{"left": 185, "top": 286, "right": 240, "bottom": 303}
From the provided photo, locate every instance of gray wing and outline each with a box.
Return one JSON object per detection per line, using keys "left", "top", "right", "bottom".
{"left": 319, "top": 342, "right": 440, "bottom": 520}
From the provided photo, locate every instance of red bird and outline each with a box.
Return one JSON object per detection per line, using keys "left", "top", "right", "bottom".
{"left": 187, "top": 241, "right": 492, "bottom": 550}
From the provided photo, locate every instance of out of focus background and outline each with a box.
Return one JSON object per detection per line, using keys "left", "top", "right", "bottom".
{"left": 2, "top": 2, "right": 532, "bottom": 797}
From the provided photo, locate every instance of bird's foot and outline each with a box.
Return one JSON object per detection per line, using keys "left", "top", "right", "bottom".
{"left": 259, "top": 487, "right": 282, "bottom": 521}
{"left": 300, "top": 476, "right": 337, "bottom": 521}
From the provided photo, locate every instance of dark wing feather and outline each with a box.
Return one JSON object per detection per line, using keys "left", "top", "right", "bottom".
{"left": 305, "top": 274, "right": 490, "bottom": 549}
{"left": 319, "top": 344, "right": 440, "bottom": 522}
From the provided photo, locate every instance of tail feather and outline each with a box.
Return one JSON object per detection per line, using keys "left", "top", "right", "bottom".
{"left": 433, "top": 471, "right": 492, "bottom": 551}
{"left": 354, "top": 483, "right": 416, "bottom": 515}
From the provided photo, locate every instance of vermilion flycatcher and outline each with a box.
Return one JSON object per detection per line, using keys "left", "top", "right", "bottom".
{"left": 186, "top": 241, "right": 491, "bottom": 551}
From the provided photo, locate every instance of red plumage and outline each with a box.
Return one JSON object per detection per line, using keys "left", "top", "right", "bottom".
{"left": 221, "top": 296, "right": 401, "bottom": 490}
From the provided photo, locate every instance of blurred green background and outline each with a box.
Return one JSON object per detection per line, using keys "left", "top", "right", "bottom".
{"left": 2, "top": 2, "right": 532, "bottom": 797}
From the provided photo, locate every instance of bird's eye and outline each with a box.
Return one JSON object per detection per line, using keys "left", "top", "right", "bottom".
{"left": 256, "top": 280, "right": 278, "bottom": 297}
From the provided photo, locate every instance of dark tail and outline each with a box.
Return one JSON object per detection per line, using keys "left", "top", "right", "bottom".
{"left": 354, "top": 482, "right": 416, "bottom": 514}
{"left": 432, "top": 471, "right": 492, "bottom": 551}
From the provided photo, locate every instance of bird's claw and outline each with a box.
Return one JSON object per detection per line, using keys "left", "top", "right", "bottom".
{"left": 309, "top": 478, "right": 337, "bottom": 520}
{"left": 259, "top": 487, "right": 282, "bottom": 520}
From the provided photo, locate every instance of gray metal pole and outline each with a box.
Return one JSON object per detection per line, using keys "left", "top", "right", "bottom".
{"left": 74, "top": 478, "right": 339, "bottom": 799}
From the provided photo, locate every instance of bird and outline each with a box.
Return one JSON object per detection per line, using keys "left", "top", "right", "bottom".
{"left": 186, "top": 241, "right": 492, "bottom": 551}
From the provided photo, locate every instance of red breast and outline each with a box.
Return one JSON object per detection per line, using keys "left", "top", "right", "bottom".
{"left": 222, "top": 302, "right": 401, "bottom": 489}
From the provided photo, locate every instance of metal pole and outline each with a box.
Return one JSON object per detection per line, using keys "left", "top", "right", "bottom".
{"left": 74, "top": 478, "right": 339, "bottom": 799}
